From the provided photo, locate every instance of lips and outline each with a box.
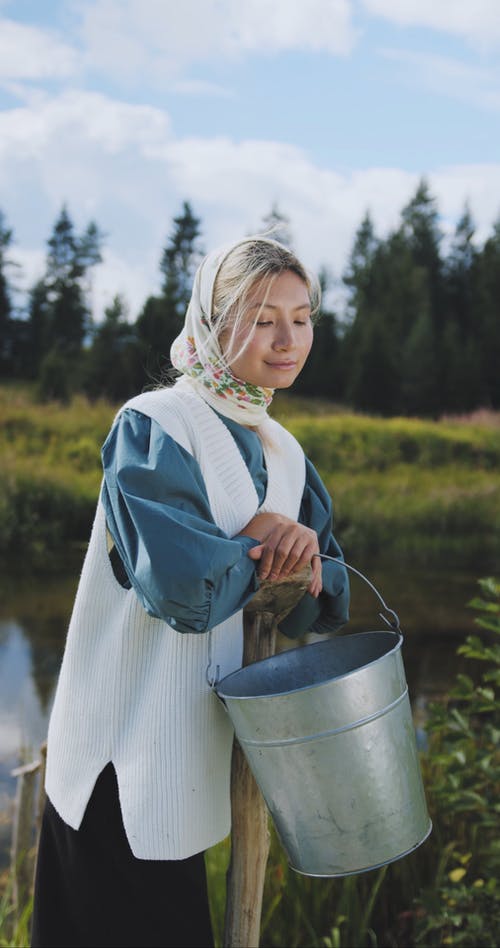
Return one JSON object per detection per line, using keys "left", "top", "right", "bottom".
{"left": 265, "top": 361, "right": 297, "bottom": 369}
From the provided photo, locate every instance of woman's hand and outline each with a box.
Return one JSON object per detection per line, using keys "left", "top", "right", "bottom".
{"left": 240, "top": 512, "right": 322, "bottom": 598}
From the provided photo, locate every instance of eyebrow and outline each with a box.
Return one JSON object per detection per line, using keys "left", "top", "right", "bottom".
{"left": 249, "top": 302, "right": 311, "bottom": 311}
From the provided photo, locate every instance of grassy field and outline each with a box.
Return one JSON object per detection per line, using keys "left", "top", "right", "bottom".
{"left": 1, "top": 384, "right": 500, "bottom": 568}
{"left": 1, "top": 384, "right": 499, "bottom": 944}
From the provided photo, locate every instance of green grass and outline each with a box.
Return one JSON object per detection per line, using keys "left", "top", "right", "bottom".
{"left": 1, "top": 384, "right": 499, "bottom": 567}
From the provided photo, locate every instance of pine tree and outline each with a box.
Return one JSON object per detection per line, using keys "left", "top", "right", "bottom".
{"left": 24, "top": 281, "right": 50, "bottom": 379}
{"left": 445, "top": 203, "right": 476, "bottom": 337}
{"left": 346, "top": 314, "right": 400, "bottom": 415}
{"left": 399, "top": 178, "right": 444, "bottom": 335}
{"left": 401, "top": 309, "right": 440, "bottom": 416}
{"left": 473, "top": 215, "right": 500, "bottom": 407}
{"left": 44, "top": 205, "right": 103, "bottom": 354}
{"left": 84, "top": 295, "right": 142, "bottom": 401}
{"left": 29, "top": 205, "right": 104, "bottom": 399}
{"left": 0, "top": 210, "right": 15, "bottom": 375}
{"left": 440, "top": 203, "right": 485, "bottom": 411}
{"left": 293, "top": 267, "right": 342, "bottom": 400}
{"left": 342, "top": 211, "right": 378, "bottom": 320}
{"left": 137, "top": 202, "right": 203, "bottom": 380}
{"left": 159, "top": 201, "right": 203, "bottom": 321}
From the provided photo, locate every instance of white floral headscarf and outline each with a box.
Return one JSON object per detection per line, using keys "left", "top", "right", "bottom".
{"left": 170, "top": 236, "right": 280, "bottom": 425}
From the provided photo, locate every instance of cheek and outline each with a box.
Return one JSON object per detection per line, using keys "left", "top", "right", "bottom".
{"left": 227, "top": 337, "right": 261, "bottom": 376}
{"left": 302, "top": 326, "right": 314, "bottom": 358}
{"left": 235, "top": 336, "right": 262, "bottom": 363}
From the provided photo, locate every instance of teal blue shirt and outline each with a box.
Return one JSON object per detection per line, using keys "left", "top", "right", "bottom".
{"left": 101, "top": 408, "right": 349, "bottom": 638}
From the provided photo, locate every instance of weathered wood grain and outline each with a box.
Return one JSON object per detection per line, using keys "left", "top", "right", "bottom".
{"left": 223, "top": 566, "right": 312, "bottom": 947}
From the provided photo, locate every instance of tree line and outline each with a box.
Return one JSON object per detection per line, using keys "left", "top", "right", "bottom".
{"left": 1, "top": 180, "right": 499, "bottom": 416}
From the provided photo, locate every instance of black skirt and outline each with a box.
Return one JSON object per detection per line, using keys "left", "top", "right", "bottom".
{"left": 31, "top": 764, "right": 214, "bottom": 948}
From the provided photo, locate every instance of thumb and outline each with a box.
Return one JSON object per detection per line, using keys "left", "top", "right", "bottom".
{"left": 247, "top": 544, "right": 264, "bottom": 560}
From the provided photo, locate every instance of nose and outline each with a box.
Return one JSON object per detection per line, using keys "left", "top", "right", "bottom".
{"left": 272, "top": 323, "right": 294, "bottom": 350}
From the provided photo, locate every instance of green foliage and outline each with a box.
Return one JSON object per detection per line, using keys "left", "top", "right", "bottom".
{"left": 1, "top": 510, "right": 499, "bottom": 948}
{"left": 280, "top": 409, "right": 500, "bottom": 563}
{"left": 159, "top": 200, "right": 204, "bottom": 310}
{"left": 0, "top": 210, "right": 14, "bottom": 375}
{"left": 413, "top": 577, "right": 500, "bottom": 946}
{"left": 341, "top": 179, "right": 500, "bottom": 415}
{"left": 0, "top": 881, "right": 32, "bottom": 948}
{"left": 41, "top": 206, "right": 103, "bottom": 359}
{"left": 134, "top": 201, "right": 204, "bottom": 385}
{"left": 0, "top": 387, "right": 109, "bottom": 561}
{"left": 2, "top": 386, "right": 500, "bottom": 567}
{"left": 4, "top": 186, "right": 500, "bottom": 415}
{"left": 83, "top": 294, "right": 144, "bottom": 402}
{"left": 206, "top": 834, "right": 389, "bottom": 948}
{"left": 204, "top": 578, "right": 500, "bottom": 948}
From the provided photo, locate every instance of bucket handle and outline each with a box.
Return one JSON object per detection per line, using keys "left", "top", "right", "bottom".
{"left": 206, "top": 557, "right": 401, "bottom": 689}
{"left": 313, "top": 555, "right": 401, "bottom": 633}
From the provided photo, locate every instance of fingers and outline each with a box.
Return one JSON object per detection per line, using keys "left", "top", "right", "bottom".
{"left": 308, "top": 555, "right": 323, "bottom": 599}
{"left": 248, "top": 538, "right": 323, "bottom": 598}
{"left": 278, "top": 533, "right": 317, "bottom": 579}
{"left": 247, "top": 544, "right": 263, "bottom": 560}
{"left": 252, "top": 524, "right": 320, "bottom": 584}
{"left": 257, "top": 525, "right": 297, "bottom": 580}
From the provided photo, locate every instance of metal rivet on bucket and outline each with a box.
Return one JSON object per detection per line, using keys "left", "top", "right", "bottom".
{"left": 215, "top": 558, "right": 432, "bottom": 877}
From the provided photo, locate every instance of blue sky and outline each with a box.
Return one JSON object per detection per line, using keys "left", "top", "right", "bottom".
{"left": 1, "top": 0, "right": 499, "bottom": 319}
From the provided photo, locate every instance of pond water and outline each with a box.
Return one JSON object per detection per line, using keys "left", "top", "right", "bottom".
{"left": 0, "top": 555, "right": 487, "bottom": 870}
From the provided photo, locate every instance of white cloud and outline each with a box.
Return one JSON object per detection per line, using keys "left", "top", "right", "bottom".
{"left": 363, "top": 0, "right": 500, "bottom": 48}
{"left": 10, "top": 243, "right": 156, "bottom": 325}
{"left": 0, "top": 89, "right": 171, "bottom": 159}
{"left": 0, "top": 18, "right": 80, "bottom": 79}
{"left": 147, "top": 135, "right": 418, "bottom": 272}
{"left": 1, "top": 88, "right": 499, "bottom": 322}
{"left": 89, "top": 248, "right": 161, "bottom": 322}
{"left": 381, "top": 48, "right": 500, "bottom": 111}
{"left": 431, "top": 163, "right": 500, "bottom": 243}
{"left": 78, "top": 0, "right": 356, "bottom": 83}
{"left": 8, "top": 246, "right": 46, "bottom": 304}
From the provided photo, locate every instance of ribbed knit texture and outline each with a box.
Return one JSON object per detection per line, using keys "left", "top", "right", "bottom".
{"left": 45, "top": 387, "right": 306, "bottom": 859}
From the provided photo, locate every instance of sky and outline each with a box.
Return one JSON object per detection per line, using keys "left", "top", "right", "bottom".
{"left": 1, "top": 0, "right": 500, "bottom": 321}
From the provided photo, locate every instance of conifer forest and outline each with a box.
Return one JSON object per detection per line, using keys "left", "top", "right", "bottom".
{"left": 1, "top": 179, "right": 499, "bottom": 417}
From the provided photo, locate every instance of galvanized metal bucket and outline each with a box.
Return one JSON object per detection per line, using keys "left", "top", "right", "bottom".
{"left": 215, "top": 559, "right": 432, "bottom": 877}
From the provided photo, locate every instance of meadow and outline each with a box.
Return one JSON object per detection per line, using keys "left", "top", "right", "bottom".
{"left": 1, "top": 384, "right": 499, "bottom": 946}
{"left": 1, "top": 384, "right": 499, "bottom": 570}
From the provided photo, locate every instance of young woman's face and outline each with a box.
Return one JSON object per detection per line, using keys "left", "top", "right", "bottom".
{"left": 221, "top": 270, "right": 313, "bottom": 389}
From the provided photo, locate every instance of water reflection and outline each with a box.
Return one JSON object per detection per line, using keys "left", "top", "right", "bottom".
{"left": 0, "top": 621, "right": 52, "bottom": 759}
{"left": 0, "top": 559, "right": 484, "bottom": 869}
{"left": 0, "top": 568, "right": 76, "bottom": 866}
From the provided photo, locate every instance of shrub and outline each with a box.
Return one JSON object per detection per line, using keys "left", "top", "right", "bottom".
{"left": 413, "top": 577, "right": 500, "bottom": 946}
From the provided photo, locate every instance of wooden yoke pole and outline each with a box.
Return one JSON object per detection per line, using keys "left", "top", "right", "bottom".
{"left": 223, "top": 566, "right": 312, "bottom": 948}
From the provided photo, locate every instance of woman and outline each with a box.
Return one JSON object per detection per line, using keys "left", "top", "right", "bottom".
{"left": 31, "top": 235, "right": 349, "bottom": 948}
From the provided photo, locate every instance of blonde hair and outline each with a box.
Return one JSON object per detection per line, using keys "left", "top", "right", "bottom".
{"left": 211, "top": 237, "right": 320, "bottom": 366}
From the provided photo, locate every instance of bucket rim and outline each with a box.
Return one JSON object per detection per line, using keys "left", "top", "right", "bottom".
{"left": 216, "top": 629, "right": 404, "bottom": 701}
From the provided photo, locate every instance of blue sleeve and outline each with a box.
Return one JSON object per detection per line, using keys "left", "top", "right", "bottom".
{"left": 101, "top": 408, "right": 260, "bottom": 633}
{"left": 278, "top": 458, "right": 350, "bottom": 639}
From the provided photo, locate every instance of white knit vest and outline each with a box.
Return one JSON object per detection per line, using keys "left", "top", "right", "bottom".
{"left": 45, "top": 387, "right": 306, "bottom": 859}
